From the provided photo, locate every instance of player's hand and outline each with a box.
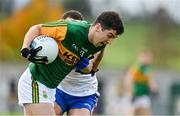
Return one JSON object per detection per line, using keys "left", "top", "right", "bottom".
{"left": 20, "top": 47, "right": 48, "bottom": 64}
{"left": 75, "top": 56, "right": 94, "bottom": 73}
{"left": 90, "top": 69, "right": 99, "bottom": 76}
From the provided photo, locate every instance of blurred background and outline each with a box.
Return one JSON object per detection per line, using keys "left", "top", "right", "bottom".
{"left": 0, "top": 0, "right": 180, "bottom": 115}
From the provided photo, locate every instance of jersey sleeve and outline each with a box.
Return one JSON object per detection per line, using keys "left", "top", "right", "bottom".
{"left": 40, "top": 20, "right": 67, "bottom": 42}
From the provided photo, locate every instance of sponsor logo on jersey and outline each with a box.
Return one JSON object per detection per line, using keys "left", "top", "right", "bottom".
{"left": 58, "top": 43, "right": 80, "bottom": 66}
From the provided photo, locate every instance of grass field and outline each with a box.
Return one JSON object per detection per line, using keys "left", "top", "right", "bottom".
{"left": 0, "top": 112, "right": 23, "bottom": 115}
{"left": 101, "top": 21, "right": 148, "bottom": 69}
{"left": 100, "top": 21, "right": 180, "bottom": 70}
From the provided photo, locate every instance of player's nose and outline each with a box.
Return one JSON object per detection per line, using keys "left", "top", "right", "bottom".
{"left": 106, "top": 39, "right": 113, "bottom": 45}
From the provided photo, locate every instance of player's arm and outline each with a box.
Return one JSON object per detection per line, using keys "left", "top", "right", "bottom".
{"left": 91, "top": 49, "right": 105, "bottom": 72}
{"left": 21, "top": 20, "right": 66, "bottom": 49}
{"left": 78, "top": 58, "right": 93, "bottom": 74}
{"left": 82, "top": 49, "right": 105, "bottom": 75}
{"left": 20, "top": 24, "right": 48, "bottom": 64}
{"left": 75, "top": 49, "right": 104, "bottom": 75}
{"left": 21, "top": 24, "right": 42, "bottom": 49}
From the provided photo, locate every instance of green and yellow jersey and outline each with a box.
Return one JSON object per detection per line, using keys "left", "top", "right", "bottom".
{"left": 129, "top": 63, "right": 152, "bottom": 97}
{"left": 29, "top": 20, "right": 105, "bottom": 88}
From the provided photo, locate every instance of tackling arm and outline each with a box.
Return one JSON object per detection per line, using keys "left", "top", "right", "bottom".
{"left": 75, "top": 49, "right": 105, "bottom": 74}
{"left": 91, "top": 48, "right": 105, "bottom": 72}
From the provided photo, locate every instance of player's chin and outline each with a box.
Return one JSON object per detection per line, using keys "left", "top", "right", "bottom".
{"left": 95, "top": 43, "right": 104, "bottom": 47}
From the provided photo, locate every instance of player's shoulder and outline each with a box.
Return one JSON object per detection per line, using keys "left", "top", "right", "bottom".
{"left": 66, "top": 20, "right": 91, "bottom": 28}
{"left": 42, "top": 19, "right": 67, "bottom": 27}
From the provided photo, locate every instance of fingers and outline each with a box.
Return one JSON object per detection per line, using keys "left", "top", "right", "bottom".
{"left": 88, "top": 56, "right": 94, "bottom": 60}
{"left": 35, "top": 61, "right": 47, "bottom": 64}
{"left": 20, "top": 48, "right": 30, "bottom": 58}
{"left": 35, "top": 56, "right": 48, "bottom": 62}
{"left": 28, "top": 56, "right": 48, "bottom": 64}
{"left": 35, "top": 46, "right": 42, "bottom": 52}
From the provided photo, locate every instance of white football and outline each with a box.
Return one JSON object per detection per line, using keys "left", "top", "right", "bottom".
{"left": 30, "top": 35, "right": 59, "bottom": 64}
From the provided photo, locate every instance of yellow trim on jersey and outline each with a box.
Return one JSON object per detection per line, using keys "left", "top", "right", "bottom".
{"left": 32, "top": 77, "right": 39, "bottom": 103}
{"left": 40, "top": 26, "right": 67, "bottom": 42}
{"left": 58, "top": 43, "right": 80, "bottom": 66}
{"left": 129, "top": 68, "right": 149, "bottom": 83}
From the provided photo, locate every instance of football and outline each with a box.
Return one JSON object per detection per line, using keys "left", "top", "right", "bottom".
{"left": 30, "top": 35, "right": 59, "bottom": 64}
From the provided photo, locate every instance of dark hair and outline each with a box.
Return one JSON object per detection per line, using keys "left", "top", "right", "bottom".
{"left": 61, "top": 10, "right": 84, "bottom": 20}
{"left": 93, "top": 11, "right": 124, "bottom": 35}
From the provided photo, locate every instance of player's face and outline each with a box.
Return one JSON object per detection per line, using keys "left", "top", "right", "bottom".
{"left": 139, "top": 52, "right": 153, "bottom": 64}
{"left": 92, "top": 23, "right": 117, "bottom": 47}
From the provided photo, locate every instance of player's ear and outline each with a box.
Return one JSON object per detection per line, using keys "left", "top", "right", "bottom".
{"left": 95, "top": 23, "right": 102, "bottom": 32}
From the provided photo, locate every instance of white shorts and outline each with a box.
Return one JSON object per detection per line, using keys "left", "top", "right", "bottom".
{"left": 133, "top": 95, "right": 151, "bottom": 109}
{"left": 18, "top": 68, "right": 55, "bottom": 106}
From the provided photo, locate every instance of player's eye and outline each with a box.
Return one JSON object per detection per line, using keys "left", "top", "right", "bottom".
{"left": 107, "top": 35, "right": 113, "bottom": 38}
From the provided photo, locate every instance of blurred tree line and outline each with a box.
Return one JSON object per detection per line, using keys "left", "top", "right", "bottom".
{"left": 0, "top": 0, "right": 63, "bottom": 61}
{"left": 145, "top": 8, "right": 180, "bottom": 69}
{"left": 0, "top": 0, "right": 179, "bottom": 70}
{"left": 101, "top": 6, "right": 180, "bottom": 70}
{"left": 61, "top": 0, "right": 92, "bottom": 18}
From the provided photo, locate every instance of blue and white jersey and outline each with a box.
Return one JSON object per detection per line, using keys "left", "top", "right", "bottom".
{"left": 57, "top": 69, "right": 98, "bottom": 97}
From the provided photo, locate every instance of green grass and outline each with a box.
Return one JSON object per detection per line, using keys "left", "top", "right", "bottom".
{"left": 0, "top": 112, "right": 23, "bottom": 115}
{"left": 101, "top": 21, "right": 148, "bottom": 69}
{"left": 101, "top": 21, "right": 180, "bottom": 70}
